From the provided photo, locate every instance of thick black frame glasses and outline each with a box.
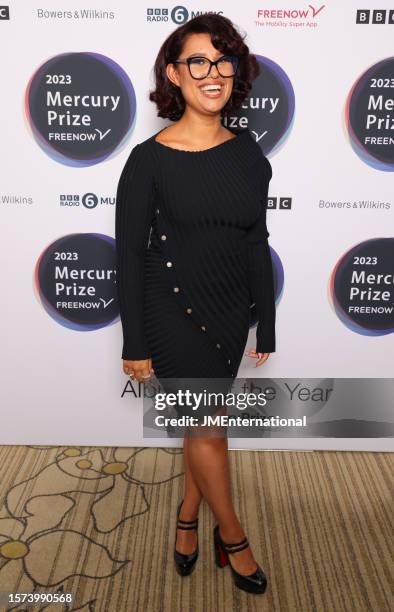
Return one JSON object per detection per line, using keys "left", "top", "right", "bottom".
{"left": 173, "top": 55, "right": 239, "bottom": 80}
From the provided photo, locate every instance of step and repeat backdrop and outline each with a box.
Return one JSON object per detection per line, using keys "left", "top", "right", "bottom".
{"left": 1, "top": 2, "right": 393, "bottom": 449}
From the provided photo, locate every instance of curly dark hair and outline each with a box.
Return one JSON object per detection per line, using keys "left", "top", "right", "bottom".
{"left": 149, "top": 13, "right": 260, "bottom": 121}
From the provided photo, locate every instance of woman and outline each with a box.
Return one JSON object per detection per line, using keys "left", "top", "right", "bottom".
{"left": 115, "top": 14, "right": 275, "bottom": 595}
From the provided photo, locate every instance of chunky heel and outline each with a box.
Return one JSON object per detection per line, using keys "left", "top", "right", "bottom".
{"left": 213, "top": 524, "right": 268, "bottom": 594}
{"left": 214, "top": 536, "right": 229, "bottom": 567}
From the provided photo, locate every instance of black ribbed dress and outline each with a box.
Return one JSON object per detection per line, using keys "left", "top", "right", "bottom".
{"left": 115, "top": 126, "right": 276, "bottom": 421}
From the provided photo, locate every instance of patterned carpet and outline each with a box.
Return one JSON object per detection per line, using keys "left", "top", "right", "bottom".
{"left": 0, "top": 446, "right": 392, "bottom": 612}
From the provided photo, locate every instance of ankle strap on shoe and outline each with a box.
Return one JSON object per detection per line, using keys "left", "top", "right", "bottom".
{"left": 221, "top": 537, "right": 249, "bottom": 554}
{"left": 177, "top": 517, "right": 198, "bottom": 530}
{"left": 176, "top": 521, "right": 198, "bottom": 529}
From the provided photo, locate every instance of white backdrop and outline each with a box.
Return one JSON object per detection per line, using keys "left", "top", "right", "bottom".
{"left": 1, "top": 1, "right": 393, "bottom": 450}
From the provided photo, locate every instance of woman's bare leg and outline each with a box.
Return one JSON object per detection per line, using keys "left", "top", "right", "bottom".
{"left": 175, "top": 435, "right": 203, "bottom": 554}
{"left": 185, "top": 417, "right": 259, "bottom": 575}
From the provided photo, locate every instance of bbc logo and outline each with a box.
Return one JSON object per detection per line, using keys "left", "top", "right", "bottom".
{"left": 0, "top": 6, "right": 10, "bottom": 20}
{"left": 267, "top": 197, "right": 292, "bottom": 210}
{"left": 356, "top": 10, "right": 394, "bottom": 24}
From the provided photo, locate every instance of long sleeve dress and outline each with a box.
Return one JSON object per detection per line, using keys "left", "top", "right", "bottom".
{"left": 115, "top": 126, "right": 276, "bottom": 418}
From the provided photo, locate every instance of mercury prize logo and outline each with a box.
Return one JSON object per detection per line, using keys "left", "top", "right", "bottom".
{"left": 25, "top": 52, "right": 136, "bottom": 167}
{"left": 330, "top": 238, "right": 394, "bottom": 336}
{"left": 35, "top": 233, "right": 118, "bottom": 330}
{"left": 345, "top": 57, "right": 394, "bottom": 171}
{"left": 229, "top": 55, "right": 295, "bottom": 157}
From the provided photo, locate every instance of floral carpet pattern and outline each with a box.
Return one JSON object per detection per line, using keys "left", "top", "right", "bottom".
{"left": 0, "top": 446, "right": 183, "bottom": 611}
{"left": 0, "top": 446, "right": 392, "bottom": 612}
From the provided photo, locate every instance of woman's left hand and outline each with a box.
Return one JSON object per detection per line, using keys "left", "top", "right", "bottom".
{"left": 245, "top": 348, "right": 270, "bottom": 367}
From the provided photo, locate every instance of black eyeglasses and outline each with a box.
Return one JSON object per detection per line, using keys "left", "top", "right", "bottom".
{"left": 172, "top": 55, "right": 239, "bottom": 80}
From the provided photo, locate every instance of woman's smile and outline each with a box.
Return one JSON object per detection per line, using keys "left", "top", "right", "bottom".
{"left": 198, "top": 82, "right": 225, "bottom": 99}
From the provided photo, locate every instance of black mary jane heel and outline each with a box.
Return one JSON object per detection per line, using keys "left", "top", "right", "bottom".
{"left": 174, "top": 500, "right": 199, "bottom": 576}
{"left": 213, "top": 524, "right": 267, "bottom": 594}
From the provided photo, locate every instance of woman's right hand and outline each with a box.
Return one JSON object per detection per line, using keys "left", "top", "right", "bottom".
{"left": 123, "top": 358, "right": 154, "bottom": 383}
